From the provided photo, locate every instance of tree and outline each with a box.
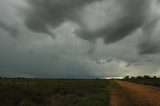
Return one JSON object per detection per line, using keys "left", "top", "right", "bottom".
{"left": 144, "top": 75, "right": 151, "bottom": 79}
{"left": 130, "top": 76, "right": 136, "bottom": 79}
{"left": 153, "top": 76, "right": 157, "bottom": 79}
{"left": 136, "top": 76, "right": 143, "bottom": 79}
{"left": 124, "top": 76, "right": 130, "bottom": 80}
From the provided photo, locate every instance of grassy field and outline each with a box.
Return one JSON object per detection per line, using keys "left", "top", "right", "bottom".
{"left": 0, "top": 79, "right": 111, "bottom": 106}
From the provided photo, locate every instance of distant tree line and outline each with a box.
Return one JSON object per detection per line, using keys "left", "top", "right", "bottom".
{"left": 124, "top": 75, "right": 160, "bottom": 80}
{"left": 0, "top": 77, "right": 36, "bottom": 80}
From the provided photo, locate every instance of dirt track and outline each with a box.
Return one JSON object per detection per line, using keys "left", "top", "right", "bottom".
{"left": 111, "top": 87, "right": 130, "bottom": 106}
{"left": 111, "top": 80, "right": 160, "bottom": 106}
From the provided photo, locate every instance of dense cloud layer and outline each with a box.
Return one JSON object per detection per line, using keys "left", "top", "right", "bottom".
{"left": 25, "top": 0, "right": 99, "bottom": 37}
{"left": 26, "top": 0, "right": 151, "bottom": 43}
{"left": 25, "top": 0, "right": 160, "bottom": 54}
{"left": 0, "top": 0, "right": 160, "bottom": 78}
{"left": 0, "top": 20, "right": 18, "bottom": 38}
{"left": 138, "top": 37, "right": 160, "bottom": 55}
{"left": 77, "top": 0, "right": 150, "bottom": 43}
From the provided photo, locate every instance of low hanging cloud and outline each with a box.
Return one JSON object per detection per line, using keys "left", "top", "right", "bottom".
{"left": 0, "top": 0, "right": 160, "bottom": 78}
{"left": 95, "top": 58, "right": 113, "bottom": 65}
{"left": 0, "top": 20, "right": 18, "bottom": 38}
{"left": 79, "top": 0, "right": 160, "bottom": 54}
{"left": 25, "top": 0, "right": 160, "bottom": 55}
{"left": 138, "top": 39, "right": 160, "bottom": 55}
{"left": 0, "top": 0, "right": 18, "bottom": 38}
{"left": 77, "top": 0, "right": 151, "bottom": 44}
{"left": 25, "top": 0, "right": 99, "bottom": 37}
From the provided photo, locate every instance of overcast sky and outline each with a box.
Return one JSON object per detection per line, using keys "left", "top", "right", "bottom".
{"left": 0, "top": 0, "right": 160, "bottom": 78}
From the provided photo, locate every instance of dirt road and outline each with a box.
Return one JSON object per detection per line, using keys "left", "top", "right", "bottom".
{"left": 111, "top": 80, "right": 160, "bottom": 106}
{"left": 111, "top": 87, "right": 131, "bottom": 106}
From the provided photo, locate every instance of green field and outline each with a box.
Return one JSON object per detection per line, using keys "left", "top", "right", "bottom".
{"left": 0, "top": 79, "right": 111, "bottom": 106}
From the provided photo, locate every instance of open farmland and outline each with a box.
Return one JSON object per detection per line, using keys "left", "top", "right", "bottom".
{"left": 0, "top": 79, "right": 110, "bottom": 106}
{"left": 0, "top": 78, "right": 160, "bottom": 106}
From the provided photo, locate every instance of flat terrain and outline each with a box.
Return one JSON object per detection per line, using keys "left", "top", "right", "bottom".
{"left": 0, "top": 78, "right": 160, "bottom": 106}
{"left": 111, "top": 80, "right": 160, "bottom": 106}
{"left": 0, "top": 79, "right": 110, "bottom": 106}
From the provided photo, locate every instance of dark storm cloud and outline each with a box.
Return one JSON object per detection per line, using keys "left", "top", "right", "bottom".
{"left": 1, "top": 0, "right": 160, "bottom": 79}
{"left": 146, "top": 59, "right": 154, "bottom": 62}
{"left": 138, "top": 39, "right": 160, "bottom": 55}
{"left": 126, "top": 63, "right": 132, "bottom": 67}
{"left": 0, "top": 20, "right": 18, "bottom": 38}
{"left": 95, "top": 60, "right": 107, "bottom": 64}
{"left": 138, "top": 15, "right": 160, "bottom": 55}
{"left": 95, "top": 58, "right": 113, "bottom": 65}
{"left": 76, "top": 0, "right": 160, "bottom": 55}
{"left": 25, "top": 0, "right": 159, "bottom": 47}
{"left": 25, "top": 0, "right": 99, "bottom": 36}
{"left": 77, "top": 0, "right": 151, "bottom": 44}
{"left": 107, "top": 59, "right": 113, "bottom": 63}
{"left": 88, "top": 47, "right": 95, "bottom": 54}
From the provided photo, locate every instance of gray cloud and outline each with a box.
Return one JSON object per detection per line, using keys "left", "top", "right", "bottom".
{"left": 95, "top": 58, "right": 113, "bottom": 65}
{"left": 0, "top": 20, "right": 18, "bottom": 38}
{"left": 25, "top": 0, "right": 99, "bottom": 36}
{"left": 138, "top": 39, "right": 160, "bottom": 55}
{"left": 95, "top": 59, "right": 107, "bottom": 64}
{"left": 77, "top": 0, "right": 160, "bottom": 55}
{"left": 76, "top": 0, "right": 151, "bottom": 44}
{"left": 0, "top": 0, "right": 160, "bottom": 78}
{"left": 25, "top": 0, "right": 160, "bottom": 54}
{"left": 138, "top": 10, "right": 160, "bottom": 55}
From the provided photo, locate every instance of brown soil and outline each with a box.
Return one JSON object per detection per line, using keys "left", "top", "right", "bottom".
{"left": 115, "top": 80, "right": 160, "bottom": 106}
{"left": 111, "top": 87, "right": 130, "bottom": 106}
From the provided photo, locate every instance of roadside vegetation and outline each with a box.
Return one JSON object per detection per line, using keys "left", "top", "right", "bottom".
{"left": 0, "top": 78, "right": 111, "bottom": 106}
{"left": 123, "top": 75, "right": 160, "bottom": 87}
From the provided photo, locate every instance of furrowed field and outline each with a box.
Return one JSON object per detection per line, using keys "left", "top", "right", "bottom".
{"left": 0, "top": 79, "right": 111, "bottom": 106}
